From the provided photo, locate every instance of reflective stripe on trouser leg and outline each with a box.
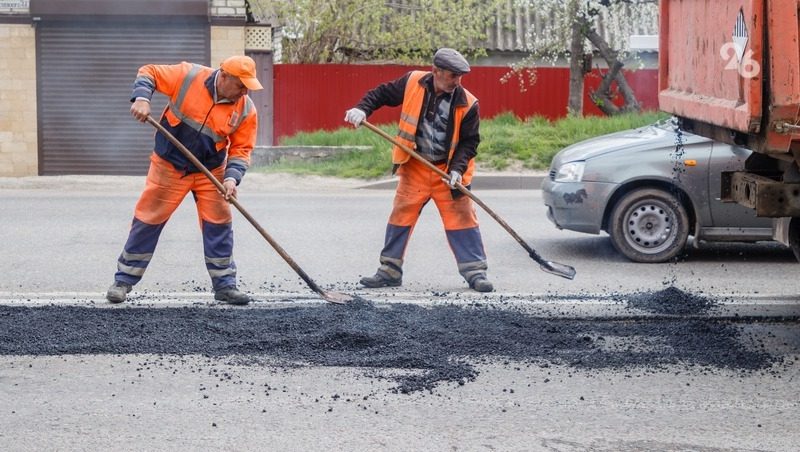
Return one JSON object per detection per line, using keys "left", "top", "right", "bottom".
{"left": 427, "top": 160, "right": 488, "bottom": 283}
{"left": 115, "top": 218, "right": 166, "bottom": 286}
{"left": 377, "top": 161, "right": 433, "bottom": 279}
{"left": 191, "top": 169, "right": 235, "bottom": 291}
{"left": 202, "top": 220, "right": 236, "bottom": 291}
{"left": 115, "top": 155, "right": 189, "bottom": 286}
{"left": 448, "top": 228, "right": 488, "bottom": 283}
{"left": 377, "top": 224, "right": 408, "bottom": 280}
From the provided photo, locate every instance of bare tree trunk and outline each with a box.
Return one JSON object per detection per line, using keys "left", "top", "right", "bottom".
{"left": 584, "top": 27, "right": 641, "bottom": 115}
{"left": 564, "top": 0, "right": 584, "bottom": 116}
{"left": 567, "top": 16, "right": 585, "bottom": 116}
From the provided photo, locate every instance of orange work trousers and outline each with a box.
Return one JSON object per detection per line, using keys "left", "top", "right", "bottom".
{"left": 114, "top": 153, "right": 237, "bottom": 291}
{"left": 375, "top": 158, "right": 488, "bottom": 283}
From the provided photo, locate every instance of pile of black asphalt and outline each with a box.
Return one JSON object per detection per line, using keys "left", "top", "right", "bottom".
{"left": 0, "top": 287, "right": 787, "bottom": 393}
{"left": 627, "top": 285, "right": 718, "bottom": 315}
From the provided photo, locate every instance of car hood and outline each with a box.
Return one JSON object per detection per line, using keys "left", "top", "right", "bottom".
{"left": 552, "top": 121, "right": 711, "bottom": 168}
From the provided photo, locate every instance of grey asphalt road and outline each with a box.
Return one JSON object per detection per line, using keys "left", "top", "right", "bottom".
{"left": 1, "top": 174, "right": 799, "bottom": 451}
{"left": 2, "top": 173, "right": 799, "bottom": 300}
{"left": 3, "top": 350, "right": 798, "bottom": 452}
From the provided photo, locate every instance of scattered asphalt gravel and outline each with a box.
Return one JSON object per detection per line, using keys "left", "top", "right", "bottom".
{"left": 0, "top": 287, "right": 791, "bottom": 393}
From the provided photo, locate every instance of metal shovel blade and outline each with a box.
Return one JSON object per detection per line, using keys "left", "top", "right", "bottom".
{"left": 321, "top": 291, "right": 355, "bottom": 304}
{"left": 540, "top": 261, "right": 577, "bottom": 280}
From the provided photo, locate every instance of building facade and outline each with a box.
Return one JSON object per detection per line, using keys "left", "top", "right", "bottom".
{"left": 0, "top": 0, "right": 272, "bottom": 176}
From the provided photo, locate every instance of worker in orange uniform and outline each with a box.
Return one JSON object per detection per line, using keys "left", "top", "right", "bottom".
{"left": 344, "top": 48, "right": 493, "bottom": 292}
{"left": 106, "top": 56, "right": 263, "bottom": 305}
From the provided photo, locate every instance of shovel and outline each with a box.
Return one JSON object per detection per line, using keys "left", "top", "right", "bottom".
{"left": 145, "top": 116, "right": 353, "bottom": 304}
{"left": 362, "top": 120, "right": 576, "bottom": 280}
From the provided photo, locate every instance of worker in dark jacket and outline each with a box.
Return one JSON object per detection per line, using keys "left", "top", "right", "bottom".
{"left": 344, "top": 48, "right": 493, "bottom": 292}
{"left": 106, "top": 56, "right": 262, "bottom": 305}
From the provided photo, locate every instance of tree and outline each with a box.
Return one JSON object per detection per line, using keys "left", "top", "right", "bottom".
{"left": 509, "top": 0, "right": 657, "bottom": 116}
{"left": 249, "top": 0, "right": 503, "bottom": 64}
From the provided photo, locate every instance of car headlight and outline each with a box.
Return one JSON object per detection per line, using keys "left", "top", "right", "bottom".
{"left": 554, "top": 161, "right": 585, "bottom": 182}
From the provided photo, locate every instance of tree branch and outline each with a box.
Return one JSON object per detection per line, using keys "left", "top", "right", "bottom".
{"left": 584, "top": 27, "right": 641, "bottom": 114}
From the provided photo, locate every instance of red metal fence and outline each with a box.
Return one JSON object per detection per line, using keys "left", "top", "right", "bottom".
{"left": 273, "top": 64, "right": 658, "bottom": 144}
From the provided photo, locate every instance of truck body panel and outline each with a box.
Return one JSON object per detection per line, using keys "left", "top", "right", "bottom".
{"left": 658, "top": 0, "right": 800, "bottom": 155}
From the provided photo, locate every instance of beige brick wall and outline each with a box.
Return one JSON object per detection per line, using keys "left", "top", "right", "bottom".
{"left": 0, "top": 23, "right": 37, "bottom": 176}
{"left": 210, "top": 25, "right": 245, "bottom": 68}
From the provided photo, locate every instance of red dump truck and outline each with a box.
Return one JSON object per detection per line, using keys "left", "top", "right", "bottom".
{"left": 658, "top": 0, "right": 800, "bottom": 258}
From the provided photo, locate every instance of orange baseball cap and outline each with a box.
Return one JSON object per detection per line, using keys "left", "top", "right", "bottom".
{"left": 220, "top": 56, "right": 263, "bottom": 91}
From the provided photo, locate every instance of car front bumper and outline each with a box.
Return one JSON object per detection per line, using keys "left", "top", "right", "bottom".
{"left": 541, "top": 177, "right": 617, "bottom": 234}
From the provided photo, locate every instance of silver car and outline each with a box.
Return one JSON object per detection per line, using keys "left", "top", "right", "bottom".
{"left": 542, "top": 119, "right": 774, "bottom": 262}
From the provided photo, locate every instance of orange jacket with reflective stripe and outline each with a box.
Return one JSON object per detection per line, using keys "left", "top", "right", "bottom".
{"left": 393, "top": 71, "right": 478, "bottom": 184}
{"left": 131, "top": 62, "right": 257, "bottom": 183}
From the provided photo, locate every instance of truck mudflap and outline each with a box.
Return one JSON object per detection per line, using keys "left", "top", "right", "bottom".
{"left": 773, "top": 217, "right": 800, "bottom": 262}
{"left": 722, "top": 171, "right": 800, "bottom": 217}
{"left": 773, "top": 217, "right": 791, "bottom": 246}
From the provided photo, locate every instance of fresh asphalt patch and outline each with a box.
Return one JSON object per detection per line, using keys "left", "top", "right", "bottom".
{"left": 0, "top": 287, "right": 796, "bottom": 393}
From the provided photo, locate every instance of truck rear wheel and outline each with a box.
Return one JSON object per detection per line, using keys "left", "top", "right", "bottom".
{"left": 609, "top": 188, "right": 690, "bottom": 263}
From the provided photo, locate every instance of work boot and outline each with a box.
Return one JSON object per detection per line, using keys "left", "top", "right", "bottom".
{"left": 106, "top": 281, "right": 132, "bottom": 304}
{"left": 359, "top": 272, "right": 402, "bottom": 288}
{"left": 214, "top": 286, "right": 251, "bottom": 305}
{"left": 469, "top": 276, "right": 494, "bottom": 293}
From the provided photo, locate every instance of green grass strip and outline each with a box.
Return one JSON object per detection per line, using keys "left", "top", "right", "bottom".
{"left": 258, "top": 111, "right": 668, "bottom": 180}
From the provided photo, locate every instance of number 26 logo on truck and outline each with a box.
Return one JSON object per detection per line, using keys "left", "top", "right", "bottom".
{"left": 719, "top": 9, "right": 760, "bottom": 79}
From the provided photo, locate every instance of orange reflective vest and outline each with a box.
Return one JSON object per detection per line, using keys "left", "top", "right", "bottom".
{"left": 393, "top": 70, "right": 478, "bottom": 184}
{"left": 132, "top": 62, "right": 257, "bottom": 182}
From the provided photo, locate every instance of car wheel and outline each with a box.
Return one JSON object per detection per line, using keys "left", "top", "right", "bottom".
{"left": 609, "top": 188, "right": 690, "bottom": 263}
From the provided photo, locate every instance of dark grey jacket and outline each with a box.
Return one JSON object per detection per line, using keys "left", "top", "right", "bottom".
{"left": 354, "top": 71, "right": 480, "bottom": 175}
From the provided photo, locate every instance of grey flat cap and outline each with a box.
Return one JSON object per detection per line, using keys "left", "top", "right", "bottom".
{"left": 433, "top": 48, "right": 470, "bottom": 75}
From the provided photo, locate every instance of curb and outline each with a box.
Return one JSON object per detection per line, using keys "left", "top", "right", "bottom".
{"left": 0, "top": 173, "right": 548, "bottom": 192}
{"left": 251, "top": 145, "right": 372, "bottom": 166}
{"left": 359, "top": 174, "right": 546, "bottom": 190}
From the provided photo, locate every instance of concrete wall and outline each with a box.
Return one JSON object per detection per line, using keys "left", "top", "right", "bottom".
{"left": 0, "top": 22, "right": 37, "bottom": 176}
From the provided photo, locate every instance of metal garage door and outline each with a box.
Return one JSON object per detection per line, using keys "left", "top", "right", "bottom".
{"left": 37, "top": 18, "right": 209, "bottom": 175}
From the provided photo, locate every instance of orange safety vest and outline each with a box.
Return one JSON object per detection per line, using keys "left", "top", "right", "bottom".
{"left": 136, "top": 62, "right": 257, "bottom": 174}
{"left": 393, "top": 71, "right": 478, "bottom": 184}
